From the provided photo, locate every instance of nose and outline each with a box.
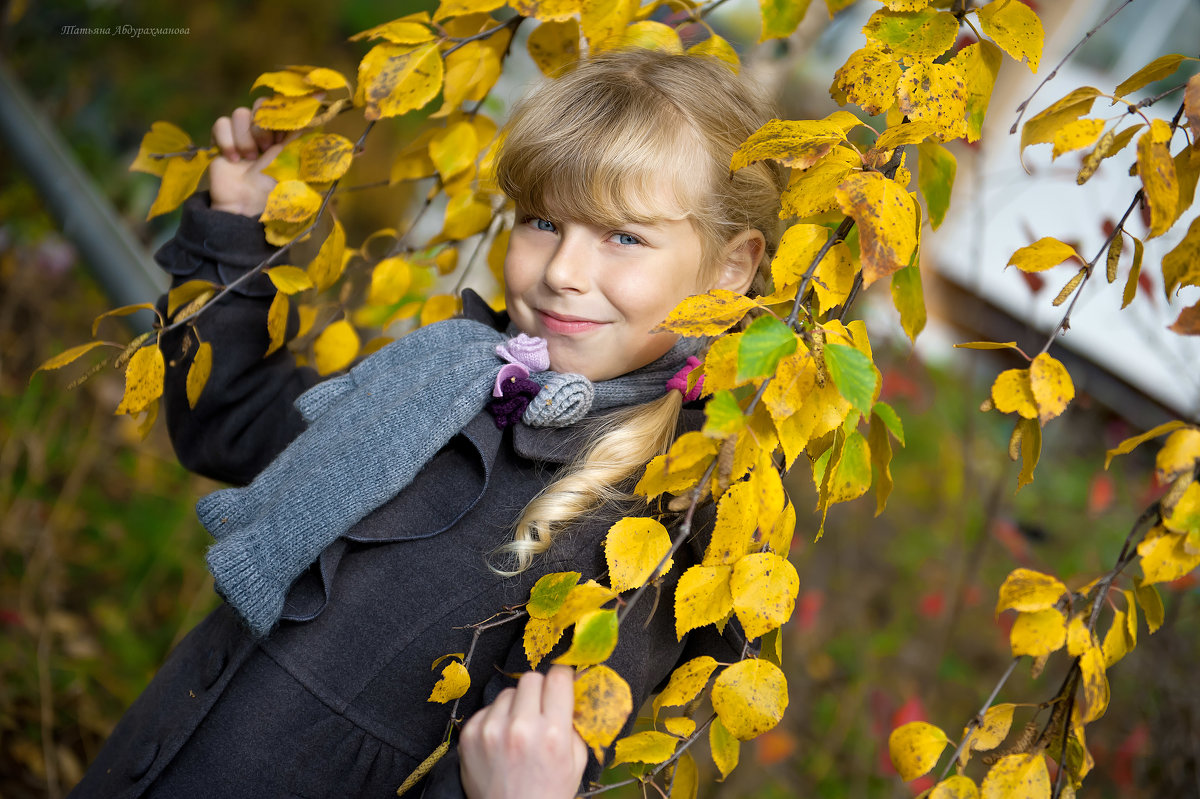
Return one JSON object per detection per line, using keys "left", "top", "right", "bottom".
{"left": 542, "top": 231, "right": 592, "bottom": 294}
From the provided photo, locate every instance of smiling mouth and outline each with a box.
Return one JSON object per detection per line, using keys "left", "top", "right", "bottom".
{"left": 537, "top": 309, "right": 607, "bottom": 335}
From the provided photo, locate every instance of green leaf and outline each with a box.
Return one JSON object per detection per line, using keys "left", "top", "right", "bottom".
{"left": 890, "top": 265, "right": 926, "bottom": 344}
{"left": 871, "top": 401, "right": 905, "bottom": 446}
{"left": 759, "top": 0, "right": 812, "bottom": 42}
{"left": 916, "top": 142, "right": 956, "bottom": 229}
{"left": 824, "top": 343, "right": 877, "bottom": 414}
{"left": 527, "top": 571, "right": 581, "bottom": 619}
{"left": 554, "top": 608, "right": 618, "bottom": 667}
{"left": 703, "top": 390, "right": 746, "bottom": 438}
{"left": 736, "top": 315, "right": 798, "bottom": 382}
{"left": 863, "top": 8, "right": 958, "bottom": 59}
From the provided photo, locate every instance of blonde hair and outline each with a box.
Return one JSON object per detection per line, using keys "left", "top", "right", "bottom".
{"left": 492, "top": 49, "right": 785, "bottom": 573}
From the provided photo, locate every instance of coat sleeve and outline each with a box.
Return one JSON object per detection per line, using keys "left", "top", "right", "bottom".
{"left": 418, "top": 501, "right": 744, "bottom": 798}
{"left": 153, "top": 191, "right": 322, "bottom": 486}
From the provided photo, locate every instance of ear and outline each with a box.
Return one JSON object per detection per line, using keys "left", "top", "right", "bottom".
{"left": 709, "top": 229, "right": 766, "bottom": 295}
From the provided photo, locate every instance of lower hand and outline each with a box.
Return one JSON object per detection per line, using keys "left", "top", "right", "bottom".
{"left": 459, "top": 665, "right": 589, "bottom": 799}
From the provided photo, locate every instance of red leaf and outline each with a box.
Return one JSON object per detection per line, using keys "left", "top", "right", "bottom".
{"left": 795, "top": 588, "right": 824, "bottom": 632}
{"left": 1088, "top": 472, "right": 1115, "bottom": 516}
{"left": 918, "top": 591, "right": 945, "bottom": 619}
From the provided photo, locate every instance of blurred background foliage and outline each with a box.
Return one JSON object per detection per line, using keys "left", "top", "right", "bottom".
{"left": 1, "top": 0, "right": 1197, "bottom": 797}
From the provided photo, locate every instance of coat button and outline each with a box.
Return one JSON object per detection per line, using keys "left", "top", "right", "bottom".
{"left": 202, "top": 647, "right": 227, "bottom": 689}
{"left": 128, "top": 740, "right": 159, "bottom": 780}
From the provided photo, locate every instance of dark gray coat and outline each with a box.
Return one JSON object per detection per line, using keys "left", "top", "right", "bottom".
{"left": 69, "top": 194, "right": 741, "bottom": 799}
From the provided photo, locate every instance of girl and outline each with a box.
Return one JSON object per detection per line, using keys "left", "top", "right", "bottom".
{"left": 70, "top": 48, "right": 785, "bottom": 798}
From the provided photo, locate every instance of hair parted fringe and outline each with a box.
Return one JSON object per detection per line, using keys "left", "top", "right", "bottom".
{"left": 489, "top": 49, "right": 786, "bottom": 576}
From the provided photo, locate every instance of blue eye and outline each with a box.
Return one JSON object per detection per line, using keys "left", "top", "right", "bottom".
{"left": 532, "top": 217, "right": 556, "bottom": 232}
{"left": 614, "top": 232, "right": 641, "bottom": 246}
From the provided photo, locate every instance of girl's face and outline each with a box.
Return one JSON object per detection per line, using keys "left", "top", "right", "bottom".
{"left": 503, "top": 189, "right": 714, "bottom": 382}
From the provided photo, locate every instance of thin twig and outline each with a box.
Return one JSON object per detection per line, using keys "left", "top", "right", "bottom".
{"left": 1009, "top": 0, "right": 1135, "bottom": 135}
{"left": 444, "top": 15, "right": 523, "bottom": 57}
{"left": 1051, "top": 688, "right": 1076, "bottom": 799}
{"left": 442, "top": 610, "right": 528, "bottom": 738}
{"left": 938, "top": 657, "right": 1021, "bottom": 780}
{"left": 579, "top": 714, "right": 718, "bottom": 797}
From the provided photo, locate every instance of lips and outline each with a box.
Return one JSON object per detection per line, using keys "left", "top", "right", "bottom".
{"left": 537, "top": 309, "right": 607, "bottom": 335}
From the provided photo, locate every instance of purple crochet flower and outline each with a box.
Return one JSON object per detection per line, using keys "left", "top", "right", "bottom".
{"left": 487, "top": 375, "right": 542, "bottom": 429}
{"left": 492, "top": 334, "right": 551, "bottom": 397}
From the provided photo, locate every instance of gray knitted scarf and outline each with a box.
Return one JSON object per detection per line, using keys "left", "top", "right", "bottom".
{"left": 197, "top": 315, "right": 699, "bottom": 637}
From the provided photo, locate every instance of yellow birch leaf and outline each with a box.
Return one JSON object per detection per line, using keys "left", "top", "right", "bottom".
{"left": 265, "top": 292, "right": 289, "bottom": 358}
{"left": 1102, "top": 609, "right": 1129, "bottom": 667}
{"left": 307, "top": 219, "right": 346, "bottom": 292}
{"left": 428, "top": 659, "right": 470, "bottom": 703}
{"left": 368, "top": 257, "right": 413, "bottom": 306}
{"left": 996, "top": 568, "right": 1067, "bottom": 614}
{"left": 608, "top": 20, "right": 683, "bottom": 54}
{"left": 1051, "top": 118, "right": 1105, "bottom": 160}
{"left": 1163, "top": 215, "right": 1200, "bottom": 296}
{"left": 267, "top": 266, "right": 315, "bottom": 295}
{"left": 668, "top": 750, "right": 699, "bottom": 799}
{"left": 1176, "top": 145, "right": 1200, "bottom": 219}
{"left": 1016, "top": 416, "right": 1041, "bottom": 491}
{"left": 711, "top": 658, "right": 788, "bottom": 740}
{"left": 421, "top": 294, "right": 462, "bottom": 327}
{"left": 688, "top": 33, "right": 740, "bottom": 70}
{"left": 604, "top": 517, "right": 674, "bottom": 593}
{"left": 732, "top": 118, "right": 848, "bottom": 172}
{"left": 1020, "top": 87, "right": 1100, "bottom": 154}
{"left": 980, "top": 753, "right": 1050, "bottom": 799}
{"left": 812, "top": 429, "right": 872, "bottom": 504}
{"left": 1007, "top": 237, "right": 1079, "bottom": 272}
{"left": 969, "top": 703, "right": 1015, "bottom": 752}
{"left": 663, "top": 716, "right": 696, "bottom": 739}
{"left": 1029, "top": 353, "right": 1073, "bottom": 425}
{"left": 253, "top": 94, "right": 321, "bottom": 131}
{"left": 611, "top": 731, "right": 677, "bottom": 766}
{"left": 753, "top": 455, "right": 786, "bottom": 540}
{"left": 864, "top": 8, "right": 957, "bottom": 59}
{"left": 1186, "top": 72, "right": 1200, "bottom": 143}
{"left": 115, "top": 344, "right": 165, "bottom": 415}
{"left": 511, "top": 0, "right": 580, "bottom": 22}
{"left": 765, "top": 500, "right": 796, "bottom": 557}
{"left": 882, "top": 0, "right": 930, "bottom": 8}
{"left": 524, "top": 616, "right": 563, "bottom": 669}
{"left": 429, "top": 122, "right": 478, "bottom": 182}
{"left": 130, "top": 121, "right": 193, "bottom": 177}
{"left": 812, "top": 242, "right": 855, "bottom": 314}
{"left": 653, "top": 656, "right": 718, "bottom": 717}
{"left": 991, "top": 368, "right": 1037, "bottom": 419}
{"left": 555, "top": 581, "right": 618, "bottom": 628}
{"left": 298, "top": 134, "right": 354, "bottom": 183}
{"left": 395, "top": 739, "right": 450, "bottom": 797}
{"left": 1066, "top": 611, "right": 1092, "bottom": 657}
{"left": 350, "top": 12, "right": 435, "bottom": 44}
{"left": 709, "top": 715, "right": 740, "bottom": 780}
{"left": 1134, "top": 579, "right": 1164, "bottom": 633}
{"left": 262, "top": 180, "right": 322, "bottom": 224}
{"left": 976, "top": 0, "right": 1044, "bottom": 73}
{"left": 705, "top": 481, "right": 758, "bottom": 565}
{"left": 580, "top": 0, "right": 638, "bottom": 49}
{"left": 874, "top": 120, "right": 939, "bottom": 151}
{"left": 657, "top": 290, "right": 758, "bottom": 336}
{"left": 896, "top": 60, "right": 967, "bottom": 142}
{"left": 440, "top": 191, "right": 493, "bottom": 241}
{"left": 766, "top": 224, "right": 826, "bottom": 289}
{"left": 888, "top": 721, "right": 949, "bottom": 781}
{"left": 573, "top": 665, "right": 632, "bottom": 761}
{"left": 1156, "top": 428, "right": 1200, "bottom": 483}
{"left": 304, "top": 66, "right": 350, "bottom": 92}
{"left": 1136, "top": 119, "right": 1179, "bottom": 238}
{"left": 635, "top": 431, "right": 719, "bottom": 498}
{"left": 359, "top": 42, "right": 444, "bottom": 121}
{"left": 148, "top": 148, "right": 216, "bottom": 220}
{"left": 931, "top": 775, "right": 980, "bottom": 799}
{"left": 835, "top": 46, "right": 901, "bottom": 116}
{"left": 166, "top": 280, "right": 220, "bottom": 319}
{"left": 890, "top": 264, "right": 926, "bottom": 342}
{"left": 1123, "top": 588, "right": 1139, "bottom": 649}
{"left": 868, "top": 410, "right": 894, "bottom": 515}
{"left": 90, "top": 303, "right": 158, "bottom": 337}
{"left": 835, "top": 171, "right": 917, "bottom": 287}
{"left": 313, "top": 319, "right": 359, "bottom": 374}
{"left": 527, "top": 19, "right": 581, "bottom": 76}
{"left": 779, "top": 147, "right": 859, "bottom": 219}
{"left": 1077, "top": 642, "right": 1110, "bottom": 723}
{"left": 1105, "top": 420, "right": 1187, "bottom": 468}
{"left": 951, "top": 41, "right": 1002, "bottom": 142}
{"left": 1115, "top": 53, "right": 1194, "bottom": 98}
{"left": 674, "top": 564, "right": 734, "bottom": 639}
{"left": 731, "top": 552, "right": 799, "bottom": 640}
{"left": 434, "top": 0, "right": 507, "bottom": 19}
{"left": 1078, "top": 128, "right": 1116, "bottom": 185}
{"left": 186, "top": 341, "right": 212, "bottom": 409}
{"left": 1163, "top": 482, "right": 1200, "bottom": 533}
{"left": 554, "top": 608, "right": 618, "bottom": 667}
{"left": 1138, "top": 528, "right": 1200, "bottom": 584}
{"left": 1009, "top": 608, "right": 1067, "bottom": 658}
{"left": 763, "top": 349, "right": 816, "bottom": 426}
{"left": 34, "top": 340, "right": 115, "bottom": 374}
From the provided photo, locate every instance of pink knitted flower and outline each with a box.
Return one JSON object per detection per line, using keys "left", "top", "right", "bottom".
{"left": 666, "top": 356, "right": 703, "bottom": 402}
